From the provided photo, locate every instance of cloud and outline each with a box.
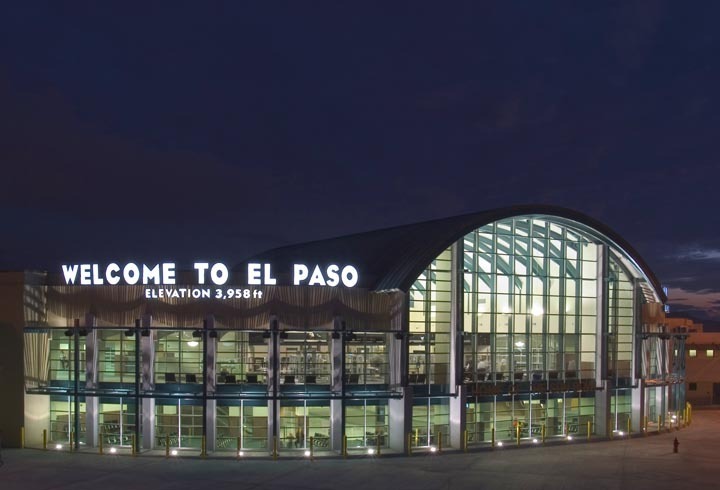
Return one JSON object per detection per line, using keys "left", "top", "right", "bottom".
{"left": 667, "top": 288, "right": 720, "bottom": 321}
{"left": 672, "top": 247, "right": 720, "bottom": 261}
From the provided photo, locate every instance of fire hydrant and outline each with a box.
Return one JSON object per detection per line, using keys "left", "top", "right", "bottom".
{"left": 673, "top": 437, "right": 679, "bottom": 453}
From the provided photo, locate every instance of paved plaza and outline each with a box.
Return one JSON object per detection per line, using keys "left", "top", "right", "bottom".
{"left": 1, "top": 410, "right": 717, "bottom": 490}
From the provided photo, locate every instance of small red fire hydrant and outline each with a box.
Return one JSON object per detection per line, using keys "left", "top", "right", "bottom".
{"left": 673, "top": 437, "right": 679, "bottom": 453}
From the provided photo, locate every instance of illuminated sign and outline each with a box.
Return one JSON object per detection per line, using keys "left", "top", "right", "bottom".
{"left": 60, "top": 262, "right": 359, "bottom": 288}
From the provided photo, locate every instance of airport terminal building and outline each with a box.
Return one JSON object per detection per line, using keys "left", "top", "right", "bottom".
{"left": 3, "top": 206, "right": 688, "bottom": 454}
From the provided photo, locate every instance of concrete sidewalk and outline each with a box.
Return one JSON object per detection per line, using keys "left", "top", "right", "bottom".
{"left": 1, "top": 411, "right": 716, "bottom": 490}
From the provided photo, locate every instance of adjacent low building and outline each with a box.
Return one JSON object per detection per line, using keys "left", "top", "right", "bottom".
{"left": 0, "top": 205, "right": 688, "bottom": 453}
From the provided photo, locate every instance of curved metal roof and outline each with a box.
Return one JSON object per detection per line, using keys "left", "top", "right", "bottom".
{"left": 242, "top": 205, "right": 665, "bottom": 301}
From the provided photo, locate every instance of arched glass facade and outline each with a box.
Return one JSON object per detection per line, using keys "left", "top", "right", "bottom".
{"left": 20, "top": 211, "right": 688, "bottom": 455}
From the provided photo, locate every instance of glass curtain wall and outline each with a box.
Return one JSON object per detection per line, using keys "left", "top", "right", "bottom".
{"left": 345, "top": 333, "right": 389, "bottom": 386}
{"left": 345, "top": 400, "right": 389, "bottom": 449}
{"left": 457, "top": 218, "right": 603, "bottom": 442}
{"left": 99, "top": 397, "right": 137, "bottom": 447}
{"left": 278, "top": 401, "right": 331, "bottom": 450}
{"left": 279, "top": 331, "right": 331, "bottom": 387}
{"left": 49, "top": 395, "right": 86, "bottom": 446}
{"left": 216, "top": 331, "right": 269, "bottom": 385}
{"left": 154, "top": 331, "right": 203, "bottom": 385}
{"left": 411, "top": 398, "right": 449, "bottom": 448}
{"left": 97, "top": 330, "right": 136, "bottom": 384}
{"left": 49, "top": 328, "right": 85, "bottom": 384}
{"left": 155, "top": 399, "right": 203, "bottom": 449}
{"left": 216, "top": 401, "right": 268, "bottom": 450}
{"left": 409, "top": 248, "right": 452, "bottom": 388}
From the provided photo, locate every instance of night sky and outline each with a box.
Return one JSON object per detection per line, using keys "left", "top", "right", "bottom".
{"left": 1, "top": 2, "right": 719, "bottom": 326}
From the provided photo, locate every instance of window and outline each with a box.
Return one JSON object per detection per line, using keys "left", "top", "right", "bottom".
{"left": 689, "top": 349, "right": 697, "bottom": 358}
{"left": 707, "top": 349, "right": 714, "bottom": 358}
{"left": 689, "top": 382, "right": 697, "bottom": 391}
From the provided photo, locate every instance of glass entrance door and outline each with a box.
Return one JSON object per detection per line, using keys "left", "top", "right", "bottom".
{"left": 99, "top": 397, "right": 137, "bottom": 447}
{"left": 279, "top": 401, "right": 330, "bottom": 450}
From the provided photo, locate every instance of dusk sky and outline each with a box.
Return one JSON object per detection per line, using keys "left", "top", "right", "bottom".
{"left": 1, "top": 2, "right": 719, "bottom": 326}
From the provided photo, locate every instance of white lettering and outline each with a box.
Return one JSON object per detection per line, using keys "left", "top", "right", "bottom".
{"left": 62, "top": 265, "right": 79, "bottom": 285}
{"left": 264, "top": 263, "right": 277, "bottom": 285}
{"left": 163, "top": 263, "right": 176, "bottom": 284}
{"left": 341, "top": 265, "right": 359, "bottom": 287}
{"left": 326, "top": 264, "right": 340, "bottom": 287}
{"left": 106, "top": 263, "right": 121, "bottom": 285}
{"left": 143, "top": 264, "right": 160, "bottom": 285}
{"left": 211, "top": 263, "right": 229, "bottom": 285}
{"left": 293, "top": 264, "right": 309, "bottom": 285}
{"left": 123, "top": 263, "right": 140, "bottom": 285}
{"left": 80, "top": 264, "right": 92, "bottom": 285}
{"left": 194, "top": 262, "right": 209, "bottom": 284}
{"left": 92, "top": 264, "right": 104, "bottom": 284}
{"left": 248, "top": 263, "right": 262, "bottom": 285}
{"left": 308, "top": 265, "right": 326, "bottom": 286}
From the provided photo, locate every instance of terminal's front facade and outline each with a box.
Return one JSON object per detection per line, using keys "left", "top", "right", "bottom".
{"left": 18, "top": 206, "right": 687, "bottom": 454}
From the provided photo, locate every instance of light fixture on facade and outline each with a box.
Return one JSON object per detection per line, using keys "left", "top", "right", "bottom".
{"left": 497, "top": 441, "right": 503, "bottom": 447}
{"left": 187, "top": 340, "right": 199, "bottom": 347}
{"left": 171, "top": 449, "right": 178, "bottom": 456}
{"left": 237, "top": 450, "right": 244, "bottom": 457}
{"left": 56, "top": 444, "right": 63, "bottom": 450}
{"left": 109, "top": 447, "right": 117, "bottom": 454}
{"left": 429, "top": 446, "right": 437, "bottom": 453}
{"left": 367, "top": 448, "right": 375, "bottom": 455}
{"left": 304, "top": 450, "right": 311, "bottom": 457}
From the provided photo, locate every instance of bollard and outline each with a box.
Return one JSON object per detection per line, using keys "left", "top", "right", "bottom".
{"left": 131, "top": 433, "right": 136, "bottom": 456}
{"left": 273, "top": 436, "right": 278, "bottom": 460}
{"left": 165, "top": 434, "right": 170, "bottom": 457}
{"left": 588, "top": 421, "right": 592, "bottom": 441}
{"left": 407, "top": 432, "right": 412, "bottom": 456}
{"left": 376, "top": 433, "right": 381, "bottom": 456}
{"left": 99, "top": 431, "right": 103, "bottom": 455}
{"left": 21, "top": 426, "right": 25, "bottom": 449}
{"left": 438, "top": 432, "right": 442, "bottom": 453}
{"left": 201, "top": 435, "right": 206, "bottom": 458}
{"left": 43, "top": 429, "right": 47, "bottom": 450}
{"left": 673, "top": 437, "right": 679, "bottom": 453}
{"left": 627, "top": 417, "right": 631, "bottom": 436}
{"left": 70, "top": 431, "right": 74, "bottom": 452}
{"left": 491, "top": 427, "right": 495, "bottom": 449}
{"left": 237, "top": 436, "right": 241, "bottom": 457}
{"left": 565, "top": 423, "right": 569, "bottom": 436}
{"left": 342, "top": 434, "right": 347, "bottom": 458}
{"left": 463, "top": 429, "right": 468, "bottom": 452}
{"left": 309, "top": 436, "right": 314, "bottom": 460}
{"left": 516, "top": 425, "right": 520, "bottom": 446}
{"left": 414, "top": 428, "right": 419, "bottom": 447}
{"left": 657, "top": 415, "right": 661, "bottom": 433}
{"left": 541, "top": 424, "right": 546, "bottom": 445}
{"left": 644, "top": 416, "right": 648, "bottom": 435}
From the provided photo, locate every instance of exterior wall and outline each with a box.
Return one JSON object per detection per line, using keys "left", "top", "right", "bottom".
{"left": 0, "top": 272, "right": 26, "bottom": 448}
{"left": 17, "top": 214, "right": 683, "bottom": 455}
{"left": 685, "top": 332, "right": 720, "bottom": 405}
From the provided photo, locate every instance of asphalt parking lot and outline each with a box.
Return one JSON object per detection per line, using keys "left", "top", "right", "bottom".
{"left": 1, "top": 409, "right": 717, "bottom": 490}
